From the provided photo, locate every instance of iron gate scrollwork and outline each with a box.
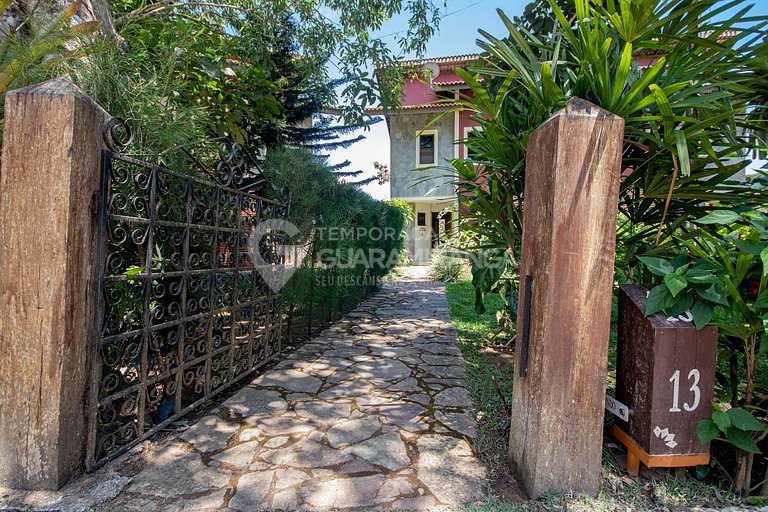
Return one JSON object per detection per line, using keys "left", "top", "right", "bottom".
{"left": 87, "top": 118, "right": 290, "bottom": 469}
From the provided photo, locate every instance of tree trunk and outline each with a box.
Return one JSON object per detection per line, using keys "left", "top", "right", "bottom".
{"left": 735, "top": 451, "right": 747, "bottom": 493}
{"left": 78, "top": 0, "right": 117, "bottom": 37}
{"left": 0, "top": 0, "right": 118, "bottom": 39}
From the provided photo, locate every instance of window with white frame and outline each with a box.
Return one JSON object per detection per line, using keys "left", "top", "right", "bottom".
{"left": 417, "top": 130, "right": 438, "bottom": 166}
{"left": 464, "top": 125, "right": 483, "bottom": 159}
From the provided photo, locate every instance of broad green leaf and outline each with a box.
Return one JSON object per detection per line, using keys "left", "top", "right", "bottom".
{"left": 667, "top": 293, "right": 693, "bottom": 317}
{"left": 692, "top": 300, "right": 714, "bottom": 330}
{"left": 671, "top": 254, "right": 689, "bottom": 270}
{"left": 734, "top": 240, "right": 766, "bottom": 255}
{"left": 665, "top": 272, "right": 688, "bottom": 297}
{"left": 645, "top": 285, "right": 677, "bottom": 316}
{"left": 755, "top": 289, "right": 768, "bottom": 308}
{"left": 696, "top": 284, "right": 729, "bottom": 305}
{"left": 743, "top": 210, "right": 768, "bottom": 230}
{"left": 686, "top": 268, "right": 719, "bottom": 284}
{"left": 674, "top": 131, "right": 691, "bottom": 177}
{"left": 637, "top": 256, "right": 675, "bottom": 276}
{"left": 725, "top": 428, "right": 761, "bottom": 454}
{"left": 696, "top": 419, "right": 720, "bottom": 445}
{"left": 712, "top": 410, "right": 731, "bottom": 432}
{"left": 695, "top": 211, "right": 741, "bottom": 225}
{"left": 761, "top": 247, "right": 768, "bottom": 276}
{"left": 726, "top": 408, "right": 767, "bottom": 431}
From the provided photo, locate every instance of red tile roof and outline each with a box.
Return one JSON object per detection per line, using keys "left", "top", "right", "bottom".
{"left": 398, "top": 54, "right": 480, "bottom": 68}
{"left": 432, "top": 78, "right": 482, "bottom": 86}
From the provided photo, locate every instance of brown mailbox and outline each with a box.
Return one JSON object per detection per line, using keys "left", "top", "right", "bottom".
{"left": 614, "top": 284, "right": 718, "bottom": 475}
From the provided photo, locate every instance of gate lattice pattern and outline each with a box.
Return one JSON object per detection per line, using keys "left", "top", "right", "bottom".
{"left": 88, "top": 120, "right": 289, "bottom": 468}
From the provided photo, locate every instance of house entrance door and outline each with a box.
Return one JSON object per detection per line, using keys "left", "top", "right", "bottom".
{"left": 431, "top": 211, "right": 452, "bottom": 248}
{"left": 413, "top": 207, "right": 431, "bottom": 264}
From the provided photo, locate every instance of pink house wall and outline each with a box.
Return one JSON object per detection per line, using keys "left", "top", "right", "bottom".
{"left": 458, "top": 109, "right": 480, "bottom": 160}
{"left": 401, "top": 70, "right": 464, "bottom": 107}
{"left": 634, "top": 56, "right": 661, "bottom": 69}
{"left": 401, "top": 80, "right": 438, "bottom": 106}
{"left": 401, "top": 70, "right": 481, "bottom": 159}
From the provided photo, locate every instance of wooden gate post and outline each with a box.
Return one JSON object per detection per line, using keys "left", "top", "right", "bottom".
{"left": 508, "top": 98, "right": 624, "bottom": 498}
{"left": 0, "top": 78, "right": 106, "bottom": 489}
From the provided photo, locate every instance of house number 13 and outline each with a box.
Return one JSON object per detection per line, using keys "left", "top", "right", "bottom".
{"left": 669, "top": 369, "right": 701, "bottom": 412}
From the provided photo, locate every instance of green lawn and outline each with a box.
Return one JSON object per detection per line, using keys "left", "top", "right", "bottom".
{"left": 445, "top": 281, "right": 521, "bottom": 505}
{"left": 445, "top": 281, "right": 515, "bottom": 432}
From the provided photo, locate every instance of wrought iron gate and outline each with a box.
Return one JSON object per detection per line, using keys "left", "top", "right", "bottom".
{"left": 87, "top": 119, "right": 290, "bottom": 469}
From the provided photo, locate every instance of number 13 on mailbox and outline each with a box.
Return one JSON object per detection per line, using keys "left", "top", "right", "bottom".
{"left": 614, "top": 285, "right": 718, "bottom": 476}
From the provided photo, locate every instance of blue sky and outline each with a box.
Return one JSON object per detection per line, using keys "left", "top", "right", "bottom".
{"left": 326, "top": 0, "right": 768, "bottom": 200}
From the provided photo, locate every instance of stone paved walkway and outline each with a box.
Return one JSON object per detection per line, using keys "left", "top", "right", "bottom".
{"left": 1, "top": 268, "right": 487, "bottom": 511}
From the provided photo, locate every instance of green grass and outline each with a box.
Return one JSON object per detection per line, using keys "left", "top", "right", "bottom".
{"left": 445, "top": 279, "right": 743, "bottom": 511}
{"left": 445, "top": 281, "right": 518, "bottom": 506}
{"left": 445, "top": 281, "right": 514, "bottom": 432}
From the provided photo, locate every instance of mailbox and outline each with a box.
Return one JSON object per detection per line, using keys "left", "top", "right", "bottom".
{"left": 614, "top": 285, "right": 718, "bottom": 476}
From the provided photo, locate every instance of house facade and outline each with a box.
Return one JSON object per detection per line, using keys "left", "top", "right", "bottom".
{"left": 378, "top": 42, "right": 753, "bottom": 265}
{"left": 380, "top": 54, "right": 481, "bottom": 264}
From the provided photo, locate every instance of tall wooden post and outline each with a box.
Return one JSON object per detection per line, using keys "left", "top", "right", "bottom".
{"left": 508, "top": 98, "right": 624, "bottom": 498}
{"left": 0, "top": 78, "right": 106, "bottom": 489}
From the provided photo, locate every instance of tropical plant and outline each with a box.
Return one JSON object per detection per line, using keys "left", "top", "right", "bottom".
{"left": 689, "top": 208, "right": 768, "bottom": 403}
{"left": 424, "top": 0, "right": 768, "bottom": 328}
{"left": 697, "top": 404, "right": 768, "bottom": 496}
{"left": 0, "top": 0, "right": 99, "bottom": 139}
{"left": 0, "top": 0, "right": 99, "bottom": 94}
{"left": 429, "top": 247, "right": 467, "bottom": 282}
{"left": 481, "top": 0, "right": 766, "bottom": 241}
{"left": 638, "top": 254, "right": 729, "bottom": 330}
{"left": 639, "top": 203, "right": 768, "bottom": 494}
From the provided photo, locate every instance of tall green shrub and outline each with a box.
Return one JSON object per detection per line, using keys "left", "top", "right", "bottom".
{"left": 265, "top": 148, "right": 407, "bottom": 338}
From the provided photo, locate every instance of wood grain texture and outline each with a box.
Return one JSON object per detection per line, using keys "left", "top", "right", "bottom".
{"left": 0, "top": 77, "right": 107, "bottom": 490}
{"left": 508, "top": 98, "right": 624, "bottom": 498}
{"left": 616, "top": 285, "right": 717, "bottom": 460}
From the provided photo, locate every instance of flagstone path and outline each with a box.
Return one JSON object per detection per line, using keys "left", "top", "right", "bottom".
{"left": 0, "top": 267, "right": 488, "bottom": 511}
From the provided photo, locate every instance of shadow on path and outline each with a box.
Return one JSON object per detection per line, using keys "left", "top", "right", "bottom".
{"left": 1, "top": 267, "right": 487, "bottom": 511}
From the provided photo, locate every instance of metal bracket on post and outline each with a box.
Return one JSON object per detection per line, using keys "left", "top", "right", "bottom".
{"left": 605, "top": 395, "right": 630, "bottom": 422}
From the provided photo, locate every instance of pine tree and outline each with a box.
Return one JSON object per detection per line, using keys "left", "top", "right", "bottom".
{"left": 237, "top": 15, "right": 381, "bottom": 183}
